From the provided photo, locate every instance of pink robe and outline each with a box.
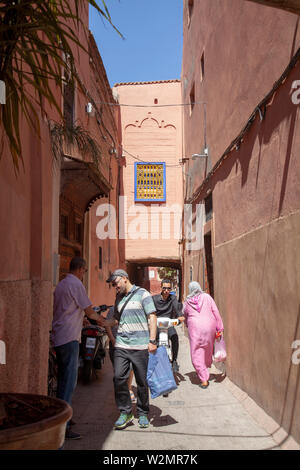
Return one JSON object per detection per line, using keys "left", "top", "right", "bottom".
{"left": 183, "top": 293, "right": 224, "bottom": 383}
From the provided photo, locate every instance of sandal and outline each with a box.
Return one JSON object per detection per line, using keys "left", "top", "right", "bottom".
{"left": 130, "top": 391, "right": 137, "bottom": 403}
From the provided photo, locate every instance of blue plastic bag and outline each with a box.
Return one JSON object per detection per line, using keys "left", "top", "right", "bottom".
{"left": 147, "top": 346, "right": 177, "bottom": 398}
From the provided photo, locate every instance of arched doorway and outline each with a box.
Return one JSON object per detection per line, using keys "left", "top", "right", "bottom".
{"left": 59, "top": 155, "right": 111, "bottom": 280}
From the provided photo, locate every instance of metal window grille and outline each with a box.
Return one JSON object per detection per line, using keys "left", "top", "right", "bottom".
{"left": 134, "top": 162, "right": 166, "bottom": 202}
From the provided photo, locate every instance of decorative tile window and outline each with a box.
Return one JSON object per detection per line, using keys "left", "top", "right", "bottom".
{"left": 134, "top": 162, "right": 166, "bottom": 202}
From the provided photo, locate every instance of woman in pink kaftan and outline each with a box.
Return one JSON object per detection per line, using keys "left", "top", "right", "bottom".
{"left": 183, "top": 282, "right": 224, "bottom": 388}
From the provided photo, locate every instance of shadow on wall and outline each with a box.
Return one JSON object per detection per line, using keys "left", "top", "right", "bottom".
{"left": 279, "top": 304, "right": 300, "bottom": 444}
{"left": 206, "top": 54, "right": 300, "bottom": 207}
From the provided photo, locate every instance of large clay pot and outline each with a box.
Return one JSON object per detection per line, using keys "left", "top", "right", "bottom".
{"left": 0, "top": 393, "right": 72, "bottom": 450}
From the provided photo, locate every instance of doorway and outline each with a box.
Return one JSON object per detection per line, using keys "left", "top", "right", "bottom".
{"left": 59, "top": 195, "right": 84, "bottom": 280}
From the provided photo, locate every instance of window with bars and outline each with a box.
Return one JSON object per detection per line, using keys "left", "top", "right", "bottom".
{"left": 134, "top": 162, "right": 166, "bottom": 202}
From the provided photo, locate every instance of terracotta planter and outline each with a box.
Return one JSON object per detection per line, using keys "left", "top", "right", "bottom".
{"left": 0, "top": 393, "right": 72, "bottom": 450}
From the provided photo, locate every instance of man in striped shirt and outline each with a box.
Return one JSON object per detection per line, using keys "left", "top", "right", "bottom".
{"left": 99, "top": 269, "right": 157, "bottom": 430}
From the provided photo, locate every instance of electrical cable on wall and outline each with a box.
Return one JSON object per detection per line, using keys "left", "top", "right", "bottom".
{"left": 186, "top": 46, "right": 300, "bottom": 205}
{"left": 77, "top": 71, "right": 207, "bottom": 167}
{"left": 121, "top": 147, "right": 182, "bottom": 168}
{"left": 92, "top": 101, "right": 206, "bottom": 108}
{"left": 76, "top": 70, "right": 117, "bottom": 149}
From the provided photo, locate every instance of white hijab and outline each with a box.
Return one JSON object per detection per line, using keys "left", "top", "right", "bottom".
{"left": 187, "top": 281, "right": 203, "bottom": 298}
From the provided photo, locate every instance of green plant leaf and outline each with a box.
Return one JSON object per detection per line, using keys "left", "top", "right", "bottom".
{"left": 0, "top": 0, "right": 121, "bottom": 173}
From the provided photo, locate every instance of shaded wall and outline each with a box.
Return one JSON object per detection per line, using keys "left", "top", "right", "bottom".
{"left": 0, "top": 119, "right": 53, "bottom": 394}
{"left": 0, "top": 3, "right": 122, "bottom": 393}
{"left": 213, "top": 65, "right": 300, "bottom": 441}
{"left": 182, "top": 0, "right": 300, "bottom": 443}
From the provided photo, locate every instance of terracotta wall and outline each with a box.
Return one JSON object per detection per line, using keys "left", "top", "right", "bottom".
{"left": 0, "top": 0, "right": 89, "bottom": 394}
{"left": 85, "top": 33, "right": 125, "bottom": 308}
{"left": 0, "top": 3, "right": 123, "bottom": 393}
{"left": 0, "top": 116, "right": 54, "bottom": 394}
{"left": 143, "top": 267, "right": 162, "bottom": 295}
{"left": 182, "top": 0, "right": 300, "bottom": 443}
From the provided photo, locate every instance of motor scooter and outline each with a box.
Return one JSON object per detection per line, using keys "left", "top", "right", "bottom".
{"left": 156, "top": 316, "right": 182, "bottom": 396}
{"left": 80, "top": 304, "right": 112, "bottom": 384}
{"left": 156, "top": 316, "right": 180, "bottom": 360}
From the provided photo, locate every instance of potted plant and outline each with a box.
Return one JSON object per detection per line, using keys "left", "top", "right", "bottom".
{"left": 0, "top": 393, "right": 72, "bottom": 450}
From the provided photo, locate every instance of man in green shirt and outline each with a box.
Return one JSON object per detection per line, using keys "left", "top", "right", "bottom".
{"left": 99, "top": 269, "right": 157, "bottom": 430}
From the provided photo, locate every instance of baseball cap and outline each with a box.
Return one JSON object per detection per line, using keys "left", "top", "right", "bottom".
{"left": 106, "top": 269, "right": 129, "bottom": 283}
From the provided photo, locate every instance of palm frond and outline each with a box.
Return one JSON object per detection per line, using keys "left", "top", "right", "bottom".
{"left": 50, "top": 120, "right": 102, "bottom": 168}
{"left": 0, "top": 0, "right": 121, "bottom": 173}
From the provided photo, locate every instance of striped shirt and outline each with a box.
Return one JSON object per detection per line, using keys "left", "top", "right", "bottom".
{"left": 114, "top": 285, "right": 156, "bottom": 350}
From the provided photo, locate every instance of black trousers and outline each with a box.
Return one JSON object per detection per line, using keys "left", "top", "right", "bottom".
{"left": 170, "top": 332, "right": 179, "bottom": 362}
{"left": 113, "top": 348, "right": 149, "bottom": 416}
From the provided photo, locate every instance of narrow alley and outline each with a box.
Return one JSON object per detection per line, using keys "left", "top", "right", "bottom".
{"left": 64, "top": 327, "right": 295, "bottom": 451}
{"left": 1, "top": 0, "right": 300, "bottom": 453}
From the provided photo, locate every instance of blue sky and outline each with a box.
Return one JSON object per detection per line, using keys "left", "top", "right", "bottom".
{"left": 89, "top": 0, "right": 183, "bottom": 87}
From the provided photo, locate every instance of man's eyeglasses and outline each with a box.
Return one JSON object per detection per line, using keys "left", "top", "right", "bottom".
{"left": 162, "top": 287, "right": 171, "bottom": 290}
{"left": 112, "top": 277, "right": 121, "bottom": 287}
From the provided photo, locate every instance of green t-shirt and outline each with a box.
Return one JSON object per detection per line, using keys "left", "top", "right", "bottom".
{"left": 114, "top": 285, "right": 156, "bottom": 350}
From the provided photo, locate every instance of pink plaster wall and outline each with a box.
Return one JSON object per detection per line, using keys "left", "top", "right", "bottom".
{"left": 0, "top": 2, "right": 122, "bottom": 394}
{"left": 87, "top": 33, "right": 125, "bottom": 307}
{"left": 143, "top": 267, "right": 163, "bottom": 295}
{"left": 0, "top": 119, "right": 53, "bottom": 394}
{"left": 182, "top": 0, "right": 300, "bottom": 443}
{"left": 113, "top": 81, "right": 183, "bottom": 265}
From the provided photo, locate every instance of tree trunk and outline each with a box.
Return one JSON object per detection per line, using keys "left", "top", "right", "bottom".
{"left": 246, "top": 0, "right": 300, "bottom": 15}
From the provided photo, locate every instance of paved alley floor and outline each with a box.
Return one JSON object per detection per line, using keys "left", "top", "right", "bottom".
{"left": 64, "top": 327, "right": 286, "bottom": 451}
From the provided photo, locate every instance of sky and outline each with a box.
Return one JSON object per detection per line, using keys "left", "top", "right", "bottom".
{"left": 89, "top": 0, "right": 183, "bottom": 87}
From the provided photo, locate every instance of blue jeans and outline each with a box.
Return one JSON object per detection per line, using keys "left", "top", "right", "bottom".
{"left": 55, "top": 341, "right": 79, "bottom": 407}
